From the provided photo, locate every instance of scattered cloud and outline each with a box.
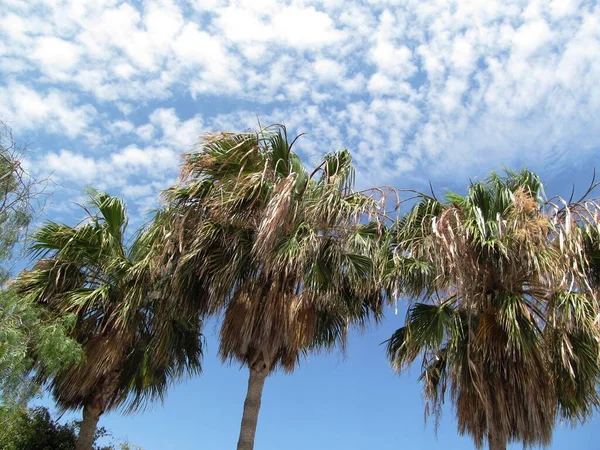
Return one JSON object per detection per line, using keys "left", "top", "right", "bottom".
{"left": 148, "top": 108, "right": 203, "bottom": 150}
{"left": 0, "top": 0, "right": 598, "bottom": 211}
{"left": 40, "top": 145, "right": 179, "bottom": 186}
{"left": 0, "top": 82, "right": 96, "bottom": 138}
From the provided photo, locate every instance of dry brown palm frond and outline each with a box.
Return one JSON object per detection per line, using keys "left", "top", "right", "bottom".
{"left": 454, "top": 348, "right": 555, "bottom": 449}
{"left": 253, "top": 174, "right": 296, "bottom": 264}
{"left": 47, "top": 330, "right": 131, "bottom": 410}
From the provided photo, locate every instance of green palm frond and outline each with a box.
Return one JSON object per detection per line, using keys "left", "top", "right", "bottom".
{"left": 387, "top": 301, "right": 461, "bottom": 370}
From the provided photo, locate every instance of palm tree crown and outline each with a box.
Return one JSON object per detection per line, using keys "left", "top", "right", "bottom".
{"left": 386, "top": 170, "right": 600, "bottom": 450}
{"left": 16, "top": 191, "right": 203, "bottom": 450}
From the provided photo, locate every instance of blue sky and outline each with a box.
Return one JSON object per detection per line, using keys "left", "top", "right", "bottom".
{"left": 45, "top": 315, "right": 599, "bottom": 450}
{"left": 2, "top": 0, "right": 599, "bottom": 448}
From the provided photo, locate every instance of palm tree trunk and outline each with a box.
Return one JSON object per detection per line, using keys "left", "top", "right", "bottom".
{"left": 236, "top": 367, "right": 268, "bottom": 450}
{"left": 488, "top": 434, "right": 507, "bottom": 450}
{"left": 76, "top": 404, "right": 101, "bottom": 450}
{"left": 76, "top": 370, "right": 121, "bottom": 450}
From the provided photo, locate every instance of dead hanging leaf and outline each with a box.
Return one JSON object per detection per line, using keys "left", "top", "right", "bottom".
{"left": 253, "top": 173, "right": 296, "bottom": 262}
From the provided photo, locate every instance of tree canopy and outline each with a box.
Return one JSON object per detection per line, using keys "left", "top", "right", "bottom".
{"left": 0, "top": 122, "right": 81, "bottom": 406}
{"left": 386, "top": 170, "right": 600, "bottom": 449}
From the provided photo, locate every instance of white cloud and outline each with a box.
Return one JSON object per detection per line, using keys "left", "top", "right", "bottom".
{"left": 113, "top": 63, "right": 136, "bottom": 79}
{"left": 370, "top": 41, "right": 413, "bottom": 75}
{"left": 0, "top": 83, "right": 96, "bottom": 138}
{"left": 111, "top": 145, "right": 179, "bottom": 175}
{"left": 110, "top": 120, "right": 135, "bottom": 135}
{"left": 272, "top": 6, "right": 344, "bottom": 49}
{"left": 136, "top": 124, "right": 156, "bottom": 142}
{"left": 512, "top": 20, "right": 552, "bottom": 57}
{"left": 216, "top": 7, "right": 273, "bottom": 43}
{"left": 549, "top": 0, "right": 581, "bottom": 18}
{"left": 451, "top": 37, "right": 475, "bottom": 72}
{"left": 172, "top": 25, "right": 224, "bottom": 66}
{"left": 122, "top": 183, "right": 153, "bottom": 199}
{"left": 33, "top": 36, "right": 80, "bottom": 71}
{"left": 314, "top": 59, "right": 346, "bottom": 83}
{"left": 149, "top": 108, "right": 203, "bottom": 150}
{"left": 37, "top": 144, "right": 180, "bottom": 203}
{"left": 173, "top": 24, "right": 241, "bottom": 95}
{"left": 367, "top": 73, "right": 394, "bottom": 94}
{"left": 144, "top": 0, "right": 184, "bottom": 49}
{"left": 216, "top": 4, "right": 344, "bottom": 50}
{"left": 0, "top": 0, "right": 598, "bottom": 199}
{"left": 44, "top": 150, "right": 98, "bottom": 183}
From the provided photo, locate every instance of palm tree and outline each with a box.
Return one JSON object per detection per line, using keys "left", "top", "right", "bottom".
{"left": 15, "top": 191, "right": 203, "bottom": 450}
{"left": 386, "top": 170, "right": 600, "bottom": 450}
{"left": 146, "top": 125, "right": 389, "bottom": 450}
